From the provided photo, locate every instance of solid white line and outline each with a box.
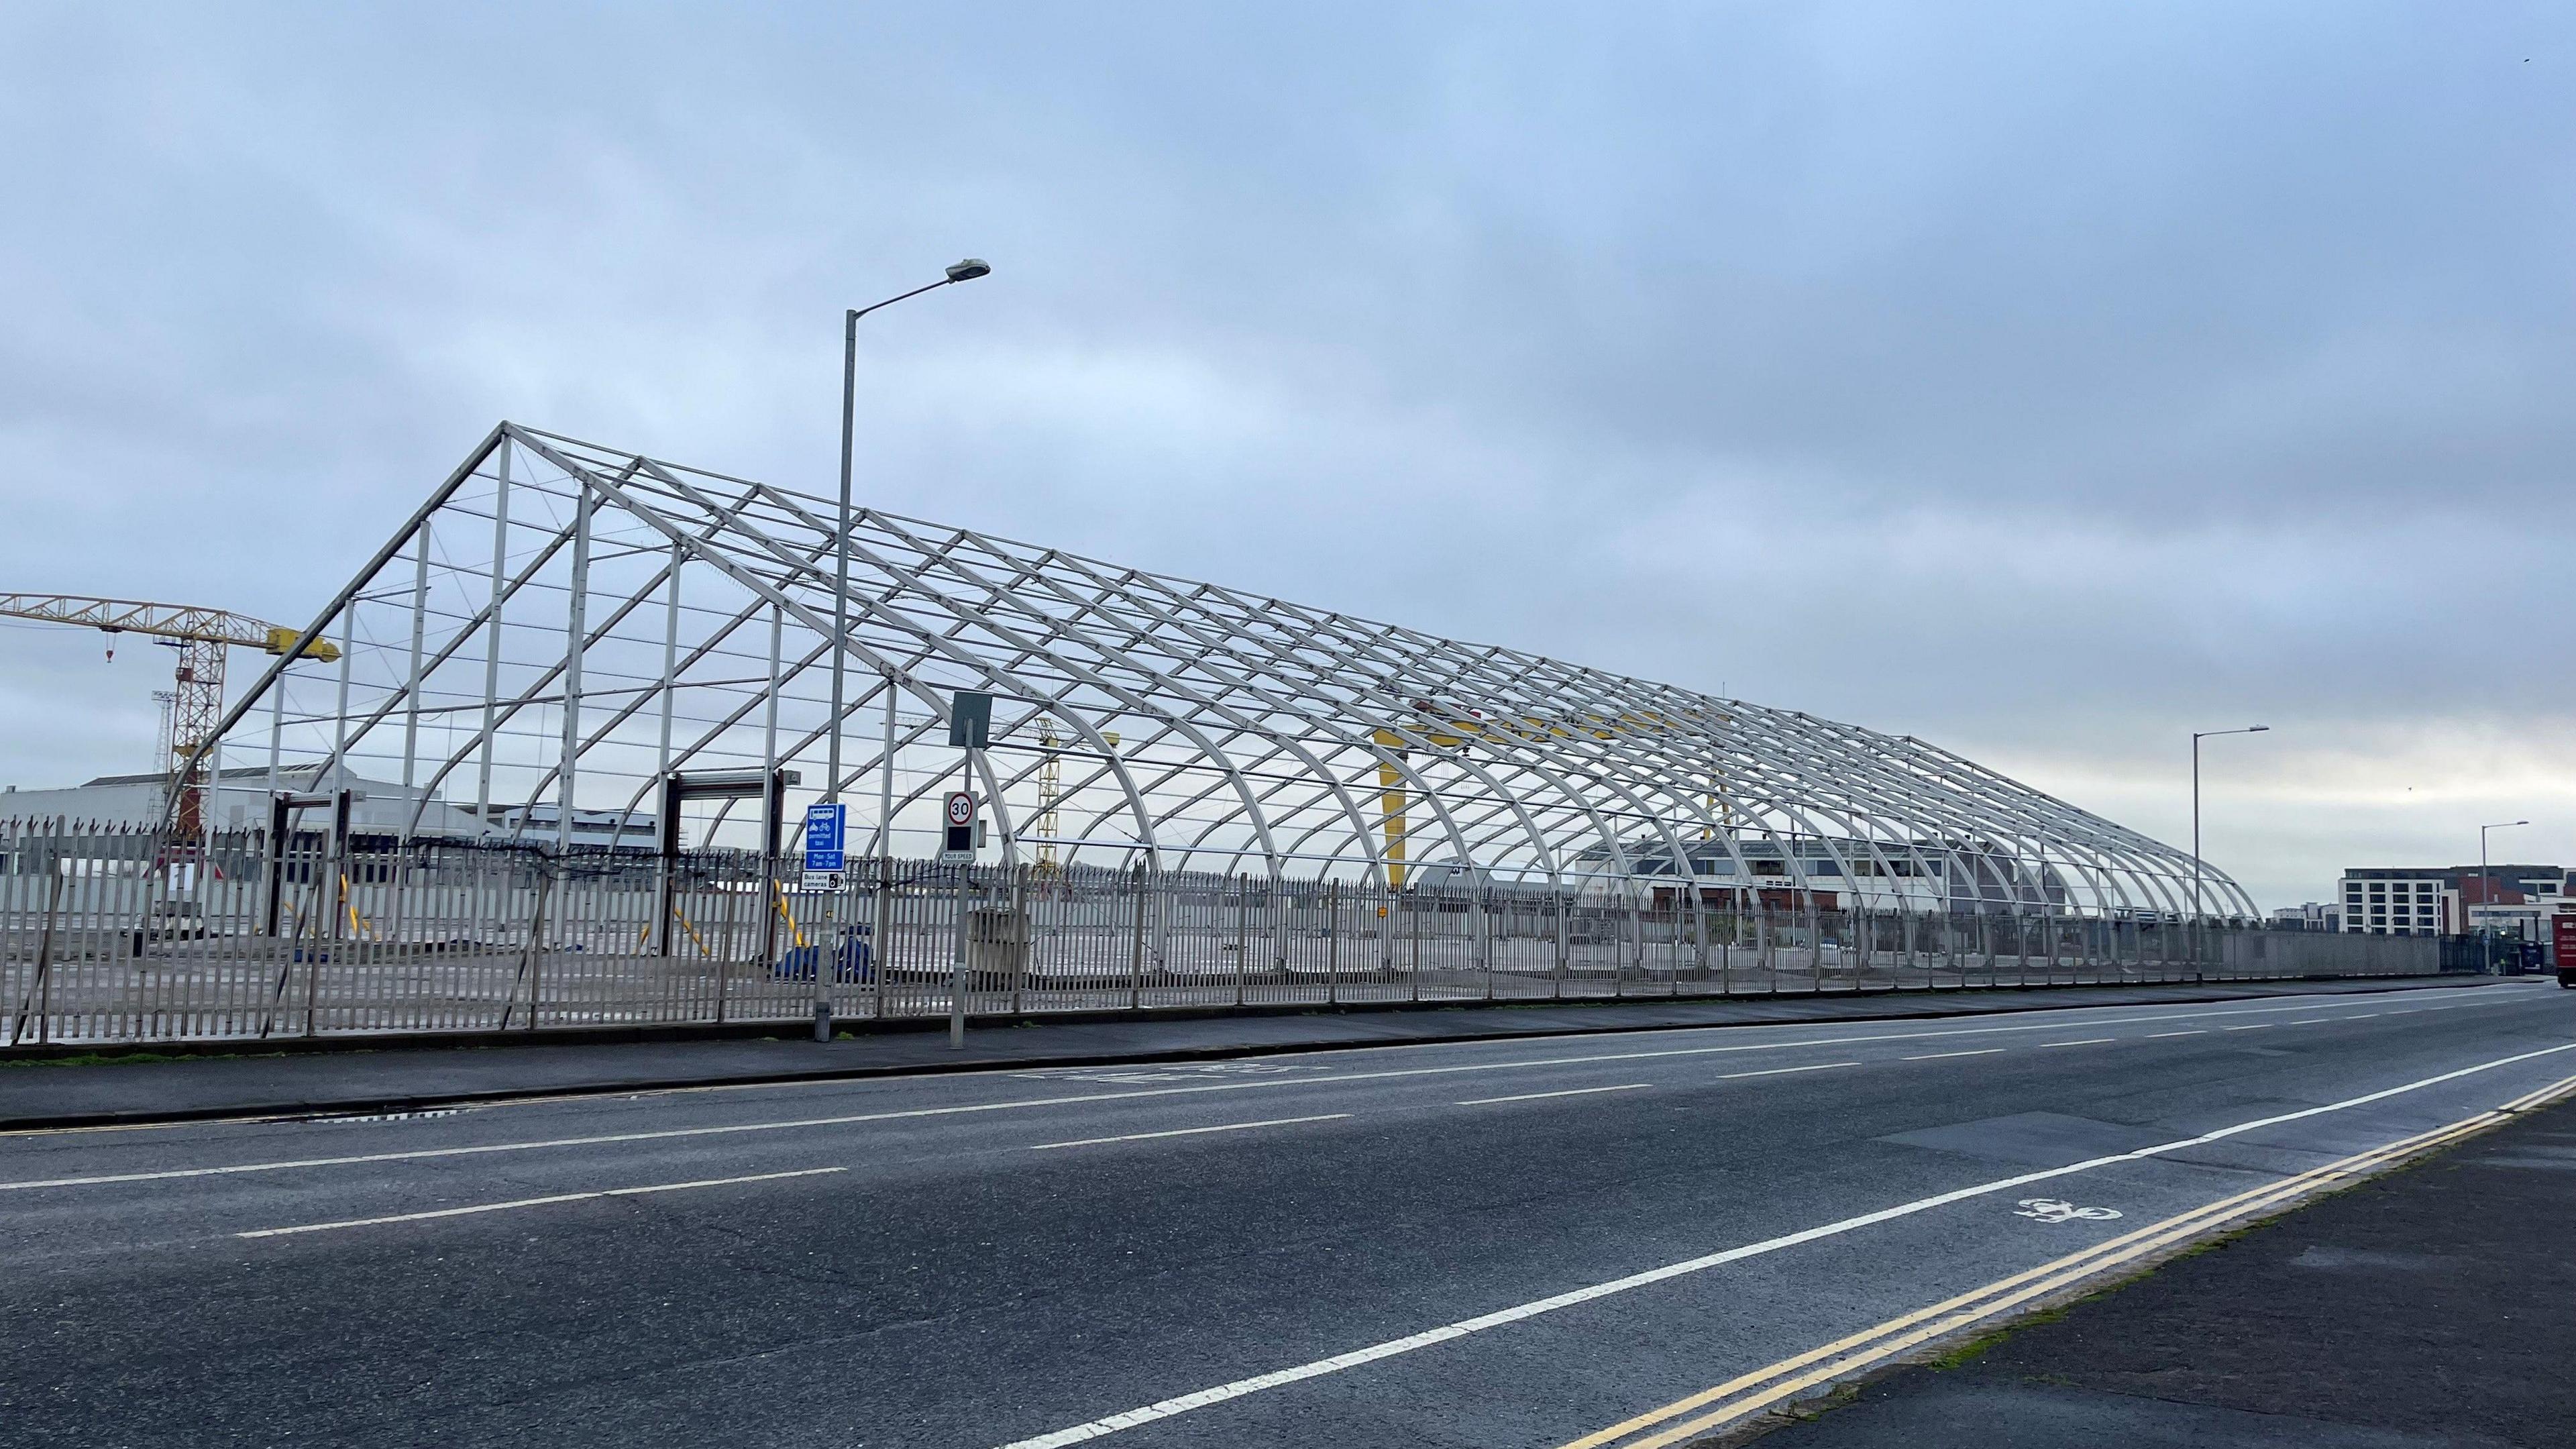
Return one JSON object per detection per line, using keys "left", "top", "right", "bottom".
{"left": 235, "top": 1167, "right": 843, "bottom": 1238}
{"left": 1028, "top": 1115, "right": 1348, "bottom": 1150}
{"left": 1719, "top": 1062, "right": 1858, "bottom": 1079}
{"left": 987, "top": 1039, "right": 2576, "bottom": 1449}
{"left": 11, "top": 989, "right": 2542, "bottom": 1191}
{"left": 1456, "top": 1085, "right": 1651, "bottom": 1107}
{"left": 2039, "top": 1038, "right": 2116, "bottom": 1048}
{"left": 2147, "top": 1031, "right": 2206, "bottom": 1038}
{"left": 1900, "top": 1049, "right": 2005, "bottom": 1061}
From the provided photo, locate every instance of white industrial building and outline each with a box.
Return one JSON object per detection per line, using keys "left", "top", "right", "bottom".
{"left": 0, "top": 765, "right": 651, "bottom": 846}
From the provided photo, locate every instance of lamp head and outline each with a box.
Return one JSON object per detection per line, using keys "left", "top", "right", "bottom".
{"left": 945, "top": 258, "right": 992, "bottom": 282}
{"left": 2248, "top": 725, "right": 2270, "bottom": 733}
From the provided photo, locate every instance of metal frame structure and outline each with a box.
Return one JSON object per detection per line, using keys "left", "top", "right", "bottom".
{"left": 182, "top": 423, "right": 2255, "bottom": 925}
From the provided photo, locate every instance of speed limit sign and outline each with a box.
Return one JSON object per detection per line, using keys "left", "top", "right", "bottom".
{"left": 942, "top": 790, "right": 977, "bottom": 861}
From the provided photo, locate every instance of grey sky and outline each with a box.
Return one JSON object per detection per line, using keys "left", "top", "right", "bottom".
{"left": 2, "top": 2, "right": 2568, "bottom": 905}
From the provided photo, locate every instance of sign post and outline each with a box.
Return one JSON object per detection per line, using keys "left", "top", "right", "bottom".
{"left": 946, "top": 691, "right": 992, "bottom": 1051}
{"left": 804, "top": 801, "right": 847, "bottom": 1040}
{"left": 804, "top": 802, "right": 847, "bottom": 876}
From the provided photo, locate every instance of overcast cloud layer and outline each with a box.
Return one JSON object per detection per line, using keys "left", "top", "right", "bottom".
{"left": 2, "top": 2, "right": 2569, "bottom": 906}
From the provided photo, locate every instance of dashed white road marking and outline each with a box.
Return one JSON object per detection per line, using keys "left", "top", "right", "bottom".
{"left": 2039, "top": 1038, "right": 2116, "bottom": 1049}
{"left": 1717, "top": 1062, "right": 1858, "bottom": 1080}
{"left": 2148, "top": 1031, "right": 2206, "bottom": 1039}
{"left": 1901, "top": 1049, "right": 2006, "bottom": 1061}
{"left": 236, "top": 1167, "right": 844, "bottom": 1238}
{"left": 1457, "top": 1085, "right": 1651, "bottom": 1107}
{"left": 1029, "top": 1115, "right": 1348, "bottom": 1151}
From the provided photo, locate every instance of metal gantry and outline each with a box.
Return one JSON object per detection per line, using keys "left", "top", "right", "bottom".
{"left": 184, "top": 422, "right": 2256, "bottom": 924}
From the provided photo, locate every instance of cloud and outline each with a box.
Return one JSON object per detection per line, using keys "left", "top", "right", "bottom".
{"left": 2, "top": 0, "right": 2570, "bottom": 905}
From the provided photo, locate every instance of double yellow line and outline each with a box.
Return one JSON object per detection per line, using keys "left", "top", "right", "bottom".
{"left": 1563, "top": 1068, "right": 2576, "bottom": 1449}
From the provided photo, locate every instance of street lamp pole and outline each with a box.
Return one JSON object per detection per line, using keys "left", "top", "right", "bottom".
{"left": 2478, "top": 819, "right": 2529, "bottom": 975}
{"left": 2190, "top": 724, "right": 2269, "bottom": 977}
{"left": 818, "top": 258, "right": 990, "bottom": 1043}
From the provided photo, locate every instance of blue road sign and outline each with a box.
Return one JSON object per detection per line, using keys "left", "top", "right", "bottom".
{"left": 804, "top": 802, "right": 847, "bottom": 872}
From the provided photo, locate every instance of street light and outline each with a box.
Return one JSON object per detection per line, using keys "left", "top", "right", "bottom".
{"left": 818, "top": 258, "right": 990, "bottom": 1042}
{"left": 2190, "top": 725, "right": 2269, "bottom": 975}
{"left": 2478, "top": 818, "right": 2530, "bottom": 976}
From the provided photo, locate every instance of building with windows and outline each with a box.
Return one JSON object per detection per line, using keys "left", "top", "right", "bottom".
{"left": 2272, "top": 902, "right": 2341, "bottom": 932}
{"left": 2337, "top": 865, "right": 2568, "bottom": 938}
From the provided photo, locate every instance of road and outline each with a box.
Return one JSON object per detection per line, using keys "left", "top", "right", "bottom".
{"left": 4, "top": 979, "right": 2570, "bottom": 1447}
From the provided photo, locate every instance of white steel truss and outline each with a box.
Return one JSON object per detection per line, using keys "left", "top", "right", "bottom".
{"left": 189, "top": 423, "right": 2255, "bottom": 922}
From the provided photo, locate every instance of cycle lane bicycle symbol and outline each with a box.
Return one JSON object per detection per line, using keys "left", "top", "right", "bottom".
{"left": 2014, "top": 1197, "right": 2124, "bottom": 1224}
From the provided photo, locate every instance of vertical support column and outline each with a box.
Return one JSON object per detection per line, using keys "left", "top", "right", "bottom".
{"left": 650, "top": 541, "right": 683, "bottom": 955}
{"left": 877, "top": 680, "right": 898, "bottom": 857}
{"left": 260, "top": 792, "right": 290, "bottom": 938}
{"left": 1805, "top": 881, "right": 1823, "bottom": 994}
{"left": 1611, "top": 882, "right": 1627, "bottom": 999}
{"left": 1692, "top": 879, "right": 1710, "bottom": 989}
{"left": 713, "top": 859, "right": 736, "bottom": 1025}
{"left": 1717, "top": 894, "right": 1733, "bottom": 997}
{"left": 1011, "top": 863, "right": 1029, "bottom": 1016}
{"left": 264, "top": 673, "right": 284, "bottom": 804}
{"left": 555, "top": 469, "right": 594, "bottom": 855}
{"left": 306, "top": 790, "right": 351, "bottom": 1038}
{"left": 1758, "top": 897, "right": 1776, "bottom": 994}
{"left": 1408, "top": 885, "right": 1422, "bottom": 1002}
{"left": 1233, "top": 872, "right": 1248, "bottom": 1008}
{"left": 476, "top": 437, "right": 513, "bottom": 834}
{"left": 386, "top": 525, "right": 433, "bottom": 950}
{"left": 758, "top": 604, "right": 784, "bottom": 977}
{"left": 1153, "top": 857, "right": 1173, "bottom": 982}
{"left": 1326, "top": 879, "right": 1341, "bottom": 1005}
{"left": 521, "top": 858, "right": 553, "bottom": 1032}
{"left": 328, "top": 602, "right": 356, "bottom": 801}
{"left": 1479, "top": 885, "right": 1495, "bottom": 1000}
{"left": 653, "top": 776, "right": 681, "bottom": 958}
{"left": 1552, "top": 883, "right": 1568, "bottom": 998}
{"left": 872, "top": 853, "right": 892, "bottom": 1020}
{"left": 398, "top": 519, "right": 433, "bottom": 835}
{"left": 1128, "top": 861, "right": 1146, "bottom": 1011}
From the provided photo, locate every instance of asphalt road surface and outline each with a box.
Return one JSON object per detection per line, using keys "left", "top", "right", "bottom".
{"left": 5, "top": 979, "right": 2571, "bottom": 1448}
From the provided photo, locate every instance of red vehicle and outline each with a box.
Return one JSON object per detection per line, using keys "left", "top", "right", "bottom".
{"left": 2554, "top": 915, "right": 2576, "bottom": 988}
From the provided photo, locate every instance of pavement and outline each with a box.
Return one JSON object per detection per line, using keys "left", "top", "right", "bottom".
{"left": 1752, "top": 1085, "right": 2576, "bottom": 1448}
{"left": 2, "top": 976, "right": 2570, "bottom": 1448}
{"left": 0, "top": 973, "right": 2492, "bottom": 1130}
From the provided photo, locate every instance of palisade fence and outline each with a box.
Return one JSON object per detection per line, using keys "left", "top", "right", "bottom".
{"left": 2, "top": 821, "right": 2438, "bottom": 1049}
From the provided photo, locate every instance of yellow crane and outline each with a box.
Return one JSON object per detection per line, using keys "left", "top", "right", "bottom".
{"left": 0, "top": 594, "right": 338, "bottom": 837}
